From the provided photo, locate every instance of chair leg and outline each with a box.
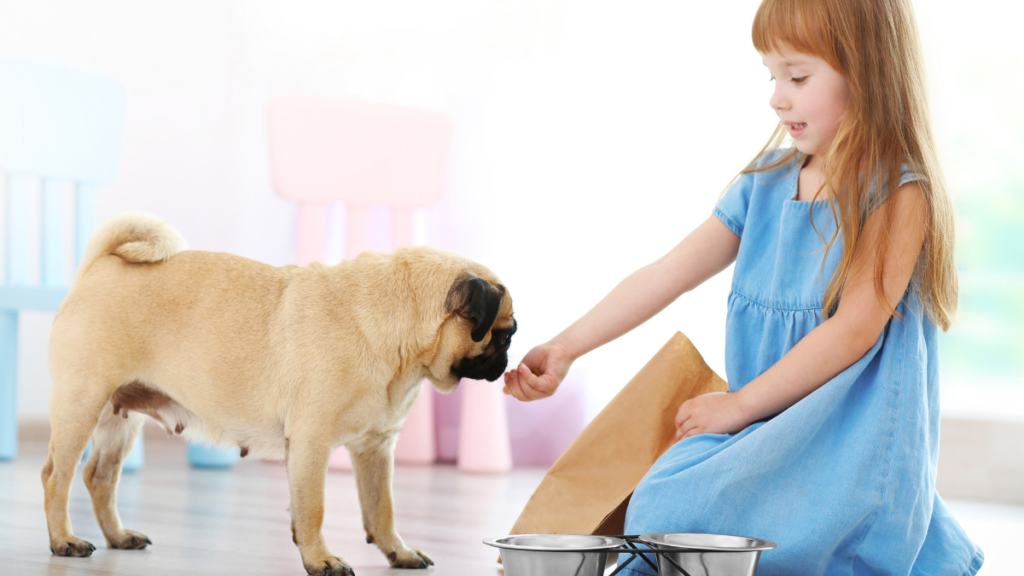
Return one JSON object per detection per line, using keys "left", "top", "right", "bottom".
{"left": 0, "top": 311, "right": 18, "bottom": 460}
{"left": 345, "top": 205, "right": 372, "bottom": 260}
{"left": 327, "top": 445, "right": 353, "bottom": 472}
{"left": 392, "top": 208, "right": 416, "bottom": 249}
{"left": 296, "top": 204, "right": 328, "bottom": 266}
{"left": 457, "top": 378, "right": 512, "bottom": 473}
{"left": 393, "top": 382, "right": 436, "bottom": 465}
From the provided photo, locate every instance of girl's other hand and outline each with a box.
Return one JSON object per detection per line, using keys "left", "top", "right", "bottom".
{"left": 502, "top": 342, "right": 573, "bottom": 402}
{"left": 674, "top": 391, "right": 750, "bottom": 442}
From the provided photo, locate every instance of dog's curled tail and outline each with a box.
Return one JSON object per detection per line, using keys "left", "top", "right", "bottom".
{"left": 77, "top": 212, "right": 188, "bottom": 279}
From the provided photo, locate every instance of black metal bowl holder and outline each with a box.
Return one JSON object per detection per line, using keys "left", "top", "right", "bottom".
{"left": 606, "top": 535, "right": 695, "bottom": 576}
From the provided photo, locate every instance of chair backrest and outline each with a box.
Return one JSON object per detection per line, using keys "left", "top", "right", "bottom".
{"left": 0, "top": 58, "right": 125, "bottom": 304}
{"left": 267, "top": 96, "right": 453, "bottom": 264}
{"left": 268, "top": 96, "right": 452, "bottom": 208}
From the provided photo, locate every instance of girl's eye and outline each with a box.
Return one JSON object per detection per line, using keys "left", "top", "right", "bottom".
{"left": 792, "top": 76, "right": 808, "bottom": 84}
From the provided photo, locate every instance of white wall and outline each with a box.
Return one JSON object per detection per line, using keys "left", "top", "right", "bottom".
{"left": 3, "top": 0, "right": 1019, "bottom": 421}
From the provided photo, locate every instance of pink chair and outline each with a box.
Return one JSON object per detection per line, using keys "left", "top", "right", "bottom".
{"left": 267, "top": 96, "right": 452, "bottom": 470}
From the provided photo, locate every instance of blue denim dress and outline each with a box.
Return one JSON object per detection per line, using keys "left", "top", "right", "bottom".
{"left": 620, "top": 151, "right": 984, "bottom": 576}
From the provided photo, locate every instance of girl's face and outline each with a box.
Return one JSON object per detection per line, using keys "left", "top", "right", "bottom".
{"left": 761, "top": 50, "right": 849, "bottom": 159}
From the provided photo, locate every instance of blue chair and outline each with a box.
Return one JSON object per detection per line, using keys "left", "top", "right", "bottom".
{"left": 0, "top": 58, "right": 143, "bottom": 468}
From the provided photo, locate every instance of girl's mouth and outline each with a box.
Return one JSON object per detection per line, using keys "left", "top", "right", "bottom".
{"left": 788, "top": 122, "right": 807, "bottom": 136}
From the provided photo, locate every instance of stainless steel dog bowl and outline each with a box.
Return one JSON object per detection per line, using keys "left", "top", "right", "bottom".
{"left": 638, "top": 533, "right": 776, "bottom": 576}
{"left": 483, "top": 534, "right": 626, "bottom": 576}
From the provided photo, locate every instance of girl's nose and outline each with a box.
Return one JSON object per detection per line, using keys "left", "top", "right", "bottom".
{"left": 769, "top": 86, "right": 787, "bottom": 112}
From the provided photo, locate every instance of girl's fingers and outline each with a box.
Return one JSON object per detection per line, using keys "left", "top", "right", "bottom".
{"left": 519, "top": 364, "right": 558, "bottom": 401}
{"left": 512, "top": 382, "right": 530, "bottom": 402}
{"left": 681, "top": 418, "right": 703, "bottom": 439}
{"left": 503, "top": 366, "right": 542, "bottom": 402}
{"left": 677, "top": 417, "right": 700, "bottom": 440}
{"left": 505, "top": 350, "right": 567, "bottom": 402}
{"left": 675, "top": 405, "right": 690, "bottom": 428}
{"left": 504, "top": 371, "right": 526, "bottom": 401}
{"left": 675, "top": 419, "right": 687, "bottom": 442}
{"left": 519, "top": 373, "right": 545, "bottom": 400}
{"left": 517, "top": 365, "right": 546, "bottom": 398}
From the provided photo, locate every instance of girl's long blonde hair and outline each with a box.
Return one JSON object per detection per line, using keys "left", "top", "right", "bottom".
{"left": 744, "top": 0, "right": 957, "bottom": 330}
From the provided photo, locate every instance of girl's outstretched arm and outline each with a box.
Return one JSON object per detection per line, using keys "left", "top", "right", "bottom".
{"left": 504, "top": 215, "right": 741, "bottom": 401}
{"left": 675, "top": 181, "right": 929, "bottom": 440}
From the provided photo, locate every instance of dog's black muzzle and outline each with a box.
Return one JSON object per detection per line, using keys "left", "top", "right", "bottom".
{"left": 453, "top": 321, "right": 515, "bottom": 382}
{"left": 452, "top": 350, "right": 509, "bottom": 382}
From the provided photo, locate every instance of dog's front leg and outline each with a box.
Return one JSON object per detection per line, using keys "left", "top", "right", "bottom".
{"left": 349, "top": 435, "right": 433, "bottom": 569}
{"left": 286, "top": 436, "right": 354, "bottom": 576}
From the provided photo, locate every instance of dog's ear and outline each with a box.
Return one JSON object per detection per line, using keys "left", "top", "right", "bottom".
{"left": 447, "top": 276, "right": 506, "bottom": 342}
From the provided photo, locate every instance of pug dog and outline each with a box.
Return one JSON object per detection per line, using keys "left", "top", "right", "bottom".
{"left": 42, "top": 212, "right": 515, "bottom": 576}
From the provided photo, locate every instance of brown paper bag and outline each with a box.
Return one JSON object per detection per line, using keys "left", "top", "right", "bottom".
{"left": 509, "top": 331, "right": 727, "bottom": 537}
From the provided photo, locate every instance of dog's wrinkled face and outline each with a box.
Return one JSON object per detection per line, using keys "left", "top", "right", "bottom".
{"left": 444, "top": 275, "right": 516, "bottom": 384}
{"left": 451, "top": 318, "right": 516, "bottom": 382}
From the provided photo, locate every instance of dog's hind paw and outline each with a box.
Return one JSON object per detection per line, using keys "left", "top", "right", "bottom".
{"left": 305, "top": 556, "right": 354, "bottom": 576}
{"left": 107, "top": 529, "right": 152, "bottom": 550}
{"left": 388, "top": 548, "right": 434, "bottom": 569}
{"left": 50, "top": 537, "right": 96, "bottom": 557}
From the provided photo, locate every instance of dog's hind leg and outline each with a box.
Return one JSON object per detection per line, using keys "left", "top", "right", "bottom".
{"left": 82, "top": 404, "right": 151, "bottom": 550}
{"left": 41, "top": 384, "right": 111, "bottom": 557}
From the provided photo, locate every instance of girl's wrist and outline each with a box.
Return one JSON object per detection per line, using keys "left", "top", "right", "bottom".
{"left": 548, "top": 335, "right": 582, "bottom": 361}
{"left": 732, "top": 387, "right": 760, "bottom": 427}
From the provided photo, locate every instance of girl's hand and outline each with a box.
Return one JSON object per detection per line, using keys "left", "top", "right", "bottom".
{"left": 502, "top": 342, "right": 573, "bottom": 402}
{"left": 674, "top": 391, "right": 750, "bottom": 442}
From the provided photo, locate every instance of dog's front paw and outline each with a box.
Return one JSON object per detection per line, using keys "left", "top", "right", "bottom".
{"left": 304, "top": 556, "right": 354, "bottom": 576}
{"left": 107, "top": 529, "right": 152, "bottom": 550}
{"left": 388, "top": 548, "right": 434, "bottom": 569}
{"left": 50, "top": 536, "right": 96, "bottom": 557}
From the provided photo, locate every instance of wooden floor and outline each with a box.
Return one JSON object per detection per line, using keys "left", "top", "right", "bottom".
{"left": 6, "top": 435, "right": 1023, "bottom": 576}
{"left": 0, "top": 437, "right": 546, "bottom": 576}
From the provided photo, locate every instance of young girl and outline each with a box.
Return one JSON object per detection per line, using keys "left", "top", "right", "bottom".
{"left": 502, "top": 0, "right": 983, "bottom": 573}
